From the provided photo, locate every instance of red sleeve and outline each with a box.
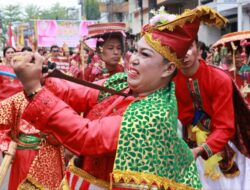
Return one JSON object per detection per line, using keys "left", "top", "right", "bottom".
{"left": 202, "top": 73, "right": 235, "bottom": 159}
{"left": 44, "top": 77, "right": 104, "bottom": 114}
{"left": 22, "top": 88, "right": 121, "bottom": 156}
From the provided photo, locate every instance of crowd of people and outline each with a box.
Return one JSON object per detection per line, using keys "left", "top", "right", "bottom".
{"left": 0, "top": 5, "right": 249, "bottom": 190}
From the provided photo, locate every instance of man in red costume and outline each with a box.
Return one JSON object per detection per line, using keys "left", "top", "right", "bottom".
{"left": 84, "top": 23, "right": 125, "bottom": 82}
{"left": 174, "top": 38, "right": 250, "bottom": 190}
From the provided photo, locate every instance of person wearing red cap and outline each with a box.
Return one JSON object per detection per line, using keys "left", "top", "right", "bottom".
{"left": 84, "top": 23, "right": 125, "bottom": 82}
{"left": 174, "top": 30, "right": 250, "bottom": 190}
{"left": 11, "top": 6, "right": 227, "bottom": 190}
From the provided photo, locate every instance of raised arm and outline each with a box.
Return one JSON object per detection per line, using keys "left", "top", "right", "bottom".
{"left": 22, "top": 88, "right": 121, "bottom": 156}
{"left": 43, "top": 77, "right": 103, "bottom": 114}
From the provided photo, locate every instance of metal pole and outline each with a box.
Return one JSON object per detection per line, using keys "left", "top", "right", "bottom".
{"left": 140, "top": 0, "right": 143, "bottom": 27}
{"left": 237, "top": 3, "right": 243, "bottom": 31}
{"left": 148, "top": 0, "right": 157, "bottom": 19}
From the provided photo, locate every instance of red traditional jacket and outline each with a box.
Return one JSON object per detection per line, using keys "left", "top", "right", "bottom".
{"left": 22, "top": 78, "right": 135, "bottom": 184}
{"left": 0, "top": 64, "right": 23, "bottom": 101}
{"left": 174, "top": 59, "right": 235, "bottom": 158}
{"left": 84, "top": 55, "right": 124, "bottom": 82}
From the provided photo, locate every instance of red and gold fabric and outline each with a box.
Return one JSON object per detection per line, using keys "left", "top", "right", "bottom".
{"left": 141, "top": 6, "right": 227, "bottom": 67}
{"left": 0, "top": 64, "right": 23, "bottom": 101}
{"left": 21, "top": 73, "right": 202, "bottom": 190}
{"left": 84, "top": 54, "right": 124, "bottom": 82}
{"left": 0, "top": 92, "right": 65, "bottom": 190}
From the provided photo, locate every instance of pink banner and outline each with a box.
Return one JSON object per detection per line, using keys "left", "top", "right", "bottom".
{"left": 37, "top": 20, "right": 96, "bottom": 47}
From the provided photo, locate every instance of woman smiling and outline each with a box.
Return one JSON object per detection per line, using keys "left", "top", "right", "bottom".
{"left": 11, "top": 6, "right": 227, "bottom": 190}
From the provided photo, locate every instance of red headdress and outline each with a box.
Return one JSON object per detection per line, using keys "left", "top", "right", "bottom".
{"left": 87, "top": 22, "right": 126, "bottom": 39}
{"left": 142, "top": 6, "right": 228, "bottom": 67}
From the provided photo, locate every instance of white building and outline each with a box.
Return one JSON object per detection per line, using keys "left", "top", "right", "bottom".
{"left": 128, "top": 0, "right": 197, "bottom": 37}
{"left": 99, "top": 0, "right": 129, "bottom": 23}
{"left": 199, "top": 0, "right": 250, "bottom": 45}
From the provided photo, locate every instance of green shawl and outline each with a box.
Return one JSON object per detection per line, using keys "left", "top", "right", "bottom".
{"left": 99, "top": 73, "right": 202, "bottom": 190}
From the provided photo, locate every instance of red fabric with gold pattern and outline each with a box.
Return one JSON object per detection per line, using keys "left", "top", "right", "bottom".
{"left": 141, "top": 6, "right": 228, "bottom": 67}
{"left": 84, "top": 55, "right": 124, "bottom": 82}
{"left": 150, "top": 19, "right": 200, "bottom": 61}
{"left": 0, "top": 64, "right": 23, "bottom": 101}
{"left": 0, "top": 92, "right": 65, "bottom": 189}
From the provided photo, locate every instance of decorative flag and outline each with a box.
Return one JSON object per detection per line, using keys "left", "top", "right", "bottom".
{"left": 20, "top": 26, "right": 24, "bottom": 46}
{"left": 7, "top": 22, "right": 13, "bottom": 46}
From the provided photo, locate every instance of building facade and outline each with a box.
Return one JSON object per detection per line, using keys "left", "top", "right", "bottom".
{"left": 99, "top": 0, "right": 129, "bottom": 22}
{"left": 98, "top": 0, "right": 250, "bottom": 46}
{"left": 199, "top": 0, "right": 250, "bottom": 45}
{"left": 128, "top": 0, "right": 198, "bottom": 35}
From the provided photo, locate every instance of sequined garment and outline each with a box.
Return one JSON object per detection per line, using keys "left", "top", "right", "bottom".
{"left": 0, "top": 92, "right": 65, "bottom": 190}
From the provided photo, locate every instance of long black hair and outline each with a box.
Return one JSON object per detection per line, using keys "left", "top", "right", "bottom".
{"left": 3, "top": 46, "right": 16, "bottom": 57}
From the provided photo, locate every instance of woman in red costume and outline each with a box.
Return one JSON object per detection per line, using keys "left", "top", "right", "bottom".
{"left": 0, "top": 93, "right": 65, "bottom": 190}
{"left": 0, "top": 46, "right": 22, "bottom": 101}
{"left": 0, "top": 50, "right": 65, "bottom": 189}
{"left": 12, "top": 6, "right": 227, "bottom": 190}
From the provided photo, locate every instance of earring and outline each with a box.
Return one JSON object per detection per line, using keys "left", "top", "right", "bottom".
{"left": 99, "top": 46, "right": 103, "bottom": 53}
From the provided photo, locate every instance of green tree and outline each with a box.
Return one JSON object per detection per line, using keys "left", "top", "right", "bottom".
{"left": 2, "top": 5, "right": 22, "bottom": 22}
{"left": 85, "top": 0, "right": 100, "bottom": 20}
{"left": 40, "top": 3, "right": 70, "bottom": 20}
{"left": 24, "top": 4, "right": 42, "bottom": 21}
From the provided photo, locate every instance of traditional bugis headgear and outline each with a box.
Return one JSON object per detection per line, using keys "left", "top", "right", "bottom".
{"left": 213, "top": 30, "right": 250, "bottom": 48}
{"left": 212, "top": 30, "right": 250, "bottom": 66}
{"left": 141, "top": 6, "right": 228, "bottom": 67}
{"left": 86, "top": 22, "right": 127, "bottom": 54}
{"left": 86, "top": 22, "right": 127, "bottom": 39}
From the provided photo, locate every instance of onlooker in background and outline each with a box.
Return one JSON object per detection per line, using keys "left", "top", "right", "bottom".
{"left": 0, "top": 46, "right": 22, "bottom": 101}
{"left": 50, "top": 45, "right": 61, "bottom": 58}
{"left": 198, "top": 41, "right": 209, "bottom": 60}
{"left": 37, "top": 47, "right": 47, "bottom": 56}
{"left": 21, "top": 46, "right": 33, "bottom": 52}
{"left": 2, "top": 46, "right": 16, "bottom": 65}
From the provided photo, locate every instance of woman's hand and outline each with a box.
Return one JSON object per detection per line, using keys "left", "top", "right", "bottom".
{"left": 191, "top": 146, "right": 204, "bottom": 160}
{"left": 13, "top": 52, "right": 44, "bottom": 94}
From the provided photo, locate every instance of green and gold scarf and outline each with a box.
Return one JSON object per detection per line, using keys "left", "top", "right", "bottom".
{"left": 99, "top": 73, "right": 202, "bottom": 190}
